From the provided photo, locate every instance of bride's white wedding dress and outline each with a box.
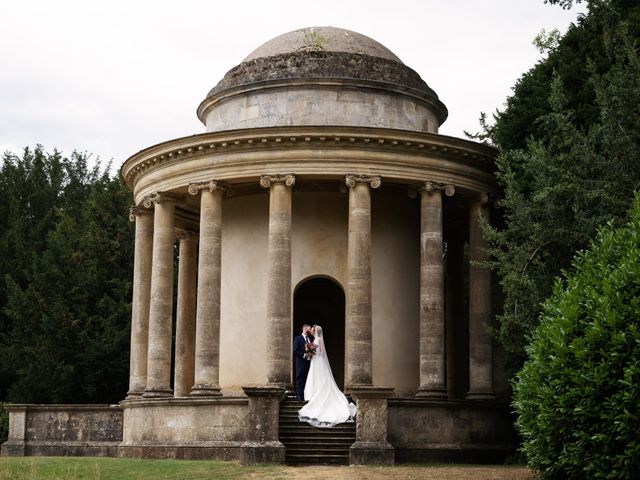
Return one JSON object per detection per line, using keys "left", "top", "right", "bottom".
{"left": 298, "top": 325, "right": 357, "bottom": 428}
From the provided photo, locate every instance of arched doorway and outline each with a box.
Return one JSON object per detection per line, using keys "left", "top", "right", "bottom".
{"left": 292, "top": 277, "right": 346, "bottom": 390}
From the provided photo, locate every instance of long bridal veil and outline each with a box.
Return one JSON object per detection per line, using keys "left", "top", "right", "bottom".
{"left": 298, "top": 325, "right": 357, "bottom": 428}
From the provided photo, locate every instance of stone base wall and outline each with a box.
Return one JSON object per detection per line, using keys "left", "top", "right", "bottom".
{"left": 2, "top": 397, "right": 516, "bottom": 464}
{"left": 388, "top": 398, "right": 517, "bottom": 463}
{"left": 119, "top": 397, "right": 250, "bottom": 462}
{"left": 1, "top": 404, "right": 123, "bottom": 457}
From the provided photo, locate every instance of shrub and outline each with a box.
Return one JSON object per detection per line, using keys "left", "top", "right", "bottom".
{"left": 513, "top": 196, "right": 640, "bottom": 480}
{"left": 0, "top": 403, "right": 8, "bottom": 444}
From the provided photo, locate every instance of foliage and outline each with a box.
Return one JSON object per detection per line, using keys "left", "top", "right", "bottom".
{"left": 0, "top": 403, "right": 7, "bottom": 444}
{"left": 481, "top": 1, "right": 640, "bottom": 366}
{"left": 0, "top": 147, "right": 134, "bottom": 403}
{"left": 513, "top": 196, "right": 640, "bottom": 480}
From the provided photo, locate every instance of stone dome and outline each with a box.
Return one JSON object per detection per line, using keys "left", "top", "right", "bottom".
{"left": 197, "top": 27, "right": 448, "bottom": 134}
{"left": 242, "top": 27, "right": 404, "bottom": 63}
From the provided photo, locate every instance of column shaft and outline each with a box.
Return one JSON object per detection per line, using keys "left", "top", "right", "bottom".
{"left": 262, "top": 175, "right": 295, "bottom": 386}
{"left": 191, "top": 188, "right": 223, "bottom": 396}
{"left": 345, "top": 175, "right": 379, "bottom": 388}
{"left": 174, "top": 232, "right": 197, "bottom": 397}
{"left": 467, "top": 196, "right": 494, "bottom": 399}
{"left": 416, "top": 188, "right": 446, "bottom": 397}
{"left": 126, "top": 208, "right": 153, "bottom": 398}
{"left": 143, "top": 195, "right": 176, "bottom": 398}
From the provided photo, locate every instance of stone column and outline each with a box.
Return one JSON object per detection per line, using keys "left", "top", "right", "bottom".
{"left": 189, "top": 181, "right": 226, "bottom": 396}
{"left": 467, "top": 193, "right": 494, "bottom": 399}
{"left": 345, "top": 174, "right": 381, "bottom": 388}
{"left": 143, "top": 193, "right": 176, "bottom": 398}
{"left": 416, "top": 182, "right": 454, "bottom": 397}
{"left": 126, "top": 206, "right": 154, "bottom": 399}
{"left": 260, "top": 174, "right": 295, "bottom": 386}
{"left": 174, "top": 230, "right": 197, "bottom": 397}
{"left": 349, "top": 387, "right": 395, "bottom": 465}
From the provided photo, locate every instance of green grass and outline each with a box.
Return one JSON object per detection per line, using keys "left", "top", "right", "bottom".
{"left": 0, "top": 457, "right": 532, "bottom": 480}
{"left": 0, "top": 457, "right": 286, "bottom": 480}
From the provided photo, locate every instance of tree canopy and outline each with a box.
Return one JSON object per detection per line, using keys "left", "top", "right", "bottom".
{"left": 0, "top": 147, "right": 134, "bottom": 403}
{"left": 480, "top": 0, "right": 640, "bottom": 366}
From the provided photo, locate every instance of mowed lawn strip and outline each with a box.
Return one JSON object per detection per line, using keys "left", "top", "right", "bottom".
{"left": 0, "top": 457, "right": 533, "bottom": 480}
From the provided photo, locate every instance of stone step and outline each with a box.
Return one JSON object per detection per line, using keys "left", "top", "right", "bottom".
{"left": 280, "top": 399, "right": 355, "bottom": 466}
{"left": 280, "top": 424, "right": 355, "bottom": 430}
{"left": 280, "top": 427, "right": 353, "bottom": 433}
{"left": 285, "top": 453, "right": 349, "bottom": 465}
{"left": 281, "top": 436, "right": 354, "bottom": 443}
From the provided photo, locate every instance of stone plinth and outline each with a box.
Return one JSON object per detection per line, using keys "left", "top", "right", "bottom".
{"left": 347, "top": 386, "right": 394, "bottom": 465}
{"left": 118, "top": 396, "right": 248, "bottom": 460}
{"left": 240, "top": 386, "right": 286, "bottom": 465}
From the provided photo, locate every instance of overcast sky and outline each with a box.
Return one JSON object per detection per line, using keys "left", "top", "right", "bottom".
{"left": 1, "top": 0, "right": 586, "bottom": 171}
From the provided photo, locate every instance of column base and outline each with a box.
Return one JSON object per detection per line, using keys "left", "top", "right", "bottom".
{"left": 1, "top": 441, "right": 26, "bottom": 456}
{"left": 415, "top": 386, "right": 447, "bottom": 399}
{"left": 142, "top": 388, "right": 173, "bottom": 399}
{"left": 125, "top": 390, "right": 144, "bottom": 400}
{"left": 350, "top": 441, "right": 394, "bottom": 465}
{"left": 466, "top": 391, "right": 496, "bottom": 400}
{"left": 190, "top": 384, "right": 222, "bottom": 397}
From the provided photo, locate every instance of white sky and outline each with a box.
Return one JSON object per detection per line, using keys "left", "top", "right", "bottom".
{"left": 0, "top": 0, "right": 586, "bottom": 171}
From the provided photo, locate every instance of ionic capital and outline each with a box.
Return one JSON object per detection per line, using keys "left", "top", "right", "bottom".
{"left": 478, "top": 192, "right": 490, "bottom": 205}
{"left": 188, "top": 180, "right": 228, "bottom": 196}
{"left": 129, "top": 205, "right": 153, "bottom": 222}
{"left": 141, "top": 192, "right": 179, "bottom": 208}
{"left": 260, "top": 174, "right": 296, "bottom": 189}
{"left": 175, "top": 228, "right": 198, "bottom": 241}
{"left": 345, "top": 174, "right": 382, "bottom": 189}
{"left": 421, "top": 181, "right": 455, "bottom": 197}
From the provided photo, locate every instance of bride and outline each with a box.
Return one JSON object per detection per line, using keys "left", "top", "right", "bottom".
{"left": 298, "top": 325, "right": 357, "bottom": 428}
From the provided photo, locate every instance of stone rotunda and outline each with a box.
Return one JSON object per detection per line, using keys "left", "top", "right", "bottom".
{"left": 1, "top": 26, "right": 515, "bottom": 465}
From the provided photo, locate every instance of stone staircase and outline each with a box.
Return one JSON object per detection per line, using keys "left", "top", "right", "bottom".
{"left": 279, "top": 397, "right": 356, "bottom": 465}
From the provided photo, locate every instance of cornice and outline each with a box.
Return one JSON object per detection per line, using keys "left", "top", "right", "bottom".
{"left": 120, "top": 126, "right": 496, "bottom": 192}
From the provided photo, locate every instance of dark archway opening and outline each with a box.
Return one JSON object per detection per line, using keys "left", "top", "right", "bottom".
{"left": 293, "top": 277, "right": 345, "bottom": 390}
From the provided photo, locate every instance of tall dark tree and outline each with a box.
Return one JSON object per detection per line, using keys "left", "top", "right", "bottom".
{"left": 481, "top": 0, "right": 640, "bottom": 366}
{"left": 0, "top": 147, "right": 134, "bottom": 403}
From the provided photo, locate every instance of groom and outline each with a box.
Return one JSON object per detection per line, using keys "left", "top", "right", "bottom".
{"left": 292, "top": 324, "right": 313, "bottom": 401}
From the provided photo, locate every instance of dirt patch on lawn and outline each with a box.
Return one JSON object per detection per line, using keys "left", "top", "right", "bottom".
{"left": 262, "top": 465, "right": 533, "bottom": 480}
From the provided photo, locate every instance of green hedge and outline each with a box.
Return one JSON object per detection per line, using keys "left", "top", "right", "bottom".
{"left": 513, "top": 196, "right": 640, "bottom": 480}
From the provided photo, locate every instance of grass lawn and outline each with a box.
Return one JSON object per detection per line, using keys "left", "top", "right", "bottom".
{"left": 0, "top": 457, "right": 533, "bottom": 480}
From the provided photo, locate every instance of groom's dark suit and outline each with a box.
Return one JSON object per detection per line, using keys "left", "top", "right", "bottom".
{"left": 293, "top": 333, "right": 313, "bottom": 400}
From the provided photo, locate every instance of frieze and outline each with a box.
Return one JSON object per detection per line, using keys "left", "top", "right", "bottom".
{"left": 121, "top": 127, "right": 497, "bottom": 189}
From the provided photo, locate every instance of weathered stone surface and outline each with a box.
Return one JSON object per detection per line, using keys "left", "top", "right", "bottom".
{"left": 144, "top": 196, "right": 176, "bottom": 398}
{"left": 1, "top": 405, "right": 123, "bottom": 457}
{"left": 388, "top": 398, "right": 516, "bottom": 463}
{"left": 174, "top": 232, "right": 197, "bottom": 397}
{"left": 127, "top": 208, "right": 153, "bottom": 398}
{"left": 240, "top": 386, "right": 286, "bottom": 465}
{"left": 417, "top": 187, "right": 446, "bottom": 397}
{"left": 191, "top": 187, "right": 224, "bottom": 396}
{"left": 262, "top": 177, "right": 294, "bottom": 386}
{"left": 348, "top": 387, "right": 394, "bottom": 466}
{"left": 345, "top": 177, "right": 378, "bottom": 388}
{"left": 467, "top": 197, "right": 494, "bottom": 399}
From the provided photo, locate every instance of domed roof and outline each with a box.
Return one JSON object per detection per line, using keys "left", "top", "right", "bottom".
{"left": 198, "top": 26, "right": 448, "bottom": 130}
{"left": 243, "top": 27, "right": 403, "bottom": 64}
